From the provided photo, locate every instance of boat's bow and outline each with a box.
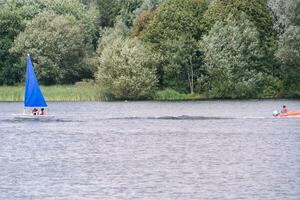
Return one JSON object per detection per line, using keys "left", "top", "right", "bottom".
{"left": 277, "top": 110, "right": 300, "bottom": 118}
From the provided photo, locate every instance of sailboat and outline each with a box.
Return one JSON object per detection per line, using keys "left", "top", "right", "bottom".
{"left": 13, "top": 54, "right": 54, "bottom": 120}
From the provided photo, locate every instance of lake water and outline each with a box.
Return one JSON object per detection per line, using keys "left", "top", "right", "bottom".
{"left": 0, "top": 100, "right": 300, "bottom": 200}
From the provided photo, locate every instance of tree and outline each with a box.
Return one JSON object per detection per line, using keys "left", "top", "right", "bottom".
{"left": 46, "top": 0, "right": 99, "bottom": 48}
{"left": 276, "top": 26, "right": 300, "bottom": 86}
{"left": 142, "top": 0, "right": 208, "bottom": 93}
{"left": 10, "top": 11, "right": 90, "bottom": 85}
{"left": 96, "top": 24, "right": 158, "bottom": 99}
{"left": 144, "top": 0, "right": 207, "bottom": 44}
{"left": 270, "top": 0, "right": 300, "bottom": 92}
{"left": 203, "top": 0, "right": 274, "bottom": 38}
{"left": 202, "top": 0, "right": 277, "bottom": 75}
{"left": 0, "top": 0, "right": 98, "bottom": 49}
{"left": 199, "top": 13, "right": 281, "bottom": 98}
{"left": 0, "top": 10, "right": 25, "bottom": 84}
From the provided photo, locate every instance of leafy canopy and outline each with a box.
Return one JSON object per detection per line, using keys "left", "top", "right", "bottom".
{"left": 10, "top": 11, "right": 89, "bottom": 85}
{"left": 96, "top": 24, "right": 158, "bottom": 99}
{"left": 200, "top": 13, "right": 281, "bottom": 98}
{"left": 0, "top": 10, "right": 25, "bottom": 84}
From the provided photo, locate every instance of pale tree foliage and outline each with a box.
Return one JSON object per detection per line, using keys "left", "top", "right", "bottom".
{"left": 268, "top": 0, "right": 291, "bottom": 34}
{"left": 96, "top": 24, "right": 158, "bottom": 99}
{"left": 270, "top": 0, "right": 300, "bottom": 89}
{"left": 276, "top": 26, "right": 300, "bottom": 85}
{"left": 96, "top": 21, "right": 130, "bottom": 55}
{"left": 268, "top": 0, "right": 300, "bottom": 34}
{"left": 199, "top": 13, "right": 281, "bottom": 98}
{"left": 133, "top": 0, "right": 164, "bottom": 15}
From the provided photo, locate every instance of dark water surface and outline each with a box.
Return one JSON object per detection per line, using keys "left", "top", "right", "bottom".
{"left": 0, "top": 100, "right": 300, "bottom": 200}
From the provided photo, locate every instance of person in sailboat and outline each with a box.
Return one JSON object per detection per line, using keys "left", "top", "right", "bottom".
{"left": 39, "top": 108, "right": 45, "bottom": 115}
{"left": 32, "top": 108, "right": 38, "bottom": 115}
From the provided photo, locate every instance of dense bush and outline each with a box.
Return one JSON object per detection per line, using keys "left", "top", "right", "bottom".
{"left": 96, "top": 28, "right": 158, "bottom": 100}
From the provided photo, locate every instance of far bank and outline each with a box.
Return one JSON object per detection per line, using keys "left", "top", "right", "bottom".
{"left": 0, "top": 85, "right": 299, "bottom": 102}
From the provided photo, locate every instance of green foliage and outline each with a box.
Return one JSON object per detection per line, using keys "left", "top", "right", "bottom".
{"left": 162, "top": 34, "right": 204, "bottom": 93}
{"left": 96, "top": 33, "right": 158, "bottom": 100}
{"left": 0, "top": 84, "right": 104, "bottom": 101}
{"left": 276, "top": 26, "right": 300, "bottom": 86}
{"left": 154, "top": 89, "right": 185, "bottom": 100}
{"left": 10, "top": 11, "right": 89, "bottom": 85}
{"left": 48, "top": 0, "right": 99, "bottom": 47}
{"left": 143, "top": 0, "right": 207, "bottom": 93}
{"left": 0, "top": 10, "right": 25, "bottom": 85}
{"left": 1, "top": 0, "right": 98, "bottom": 48}
{"left": 133, "top": 0, "right": 163, "bottom": 15}
{"left": 269, "top": 0, "right": 300, "bottom": 95}
{"left": 282, "top": 83, "right": 300, "bottom": 98}
{"left": 97, "top": 0, "right": 122, "bottom": 28}
{"left": 115, "top": 0, "right": 145, "bottom": 28}
{"left": 199, "top": 13, "right": 281, "bottom": 98}
{"left": 288, "top": 0, "right": 300, "bottom": 26}
{"left": 154, "top": 89, "right": 203, "bottom": 100}
{"left": 0, "top": 85, "right": 23, "bottom": 101}
{"left": 203, "top": 0, "right": 277, "bottom": 73}
{"left": 0, "top": 0, "right": 298, "bottom": 99}
{"left": 96, "top": 21, "right": 131, "bottom": 55}
{"left": 203, "top": 0, "right": 274, "bottom": 38}
{"left": 144, "top": 0, "right": 207, "bottom": 44}
{"left": 259, "top": 75, "right": 283, "bottom": 98}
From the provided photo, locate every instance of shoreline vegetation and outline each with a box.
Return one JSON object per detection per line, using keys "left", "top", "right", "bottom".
{"left": 0, "top": 83, "right": 299, "bottom": 102}
{"left": 1, "top": 0, "right": 299, "bottom": 101}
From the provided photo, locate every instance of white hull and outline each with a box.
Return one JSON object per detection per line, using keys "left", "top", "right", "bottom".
{"left": 13, "top": 114, "right": 55, "bottom": 120}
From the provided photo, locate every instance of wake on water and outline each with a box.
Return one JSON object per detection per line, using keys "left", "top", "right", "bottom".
{"left": 0, "top": 115, "right": 294, "bottom": 124}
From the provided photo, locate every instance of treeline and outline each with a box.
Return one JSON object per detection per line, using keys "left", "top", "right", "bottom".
{"left": 0, "top": 0, "right": 299, "bottom": 99}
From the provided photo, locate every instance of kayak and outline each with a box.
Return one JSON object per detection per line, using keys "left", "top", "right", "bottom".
{"left": 277, "top": 110, "right": 300, "bottom": 118}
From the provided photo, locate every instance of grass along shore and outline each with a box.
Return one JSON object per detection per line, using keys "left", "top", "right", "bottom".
{"left": 1, "top": 84, "right": 298, "bottom": 102}
{"left": 0, "top": 84, "right": 206, "bottom": 102}
{"left": 0, "top": 84, "right": 102, "bottom": 102}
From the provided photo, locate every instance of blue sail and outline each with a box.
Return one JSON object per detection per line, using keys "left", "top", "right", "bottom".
{"left": 24, "top": 55, "right": 47, "bottom": 107}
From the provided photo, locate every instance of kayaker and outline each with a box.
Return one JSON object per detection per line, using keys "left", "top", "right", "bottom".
{"left": 281, "top": 105, "right": 288, "bottom": 114}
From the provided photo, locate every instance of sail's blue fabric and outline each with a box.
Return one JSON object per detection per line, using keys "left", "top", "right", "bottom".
{"left": 24, "top": 55, "right": 47, "bottom": 107}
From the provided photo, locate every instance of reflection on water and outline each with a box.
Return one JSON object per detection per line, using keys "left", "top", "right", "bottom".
{"left": 0, "top": 100, "right": 300, "bottom": 200}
